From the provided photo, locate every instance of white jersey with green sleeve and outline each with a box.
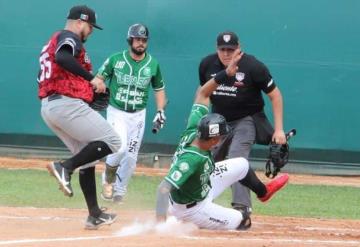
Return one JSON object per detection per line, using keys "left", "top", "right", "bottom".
{"left": 165, "top": 104, "right": 215, "bottom": 204}
{"left": 97, "top": 50, "right": 164, "bottom": 111}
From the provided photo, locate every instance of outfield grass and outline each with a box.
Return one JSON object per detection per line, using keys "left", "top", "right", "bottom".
{"left": 0, "top": 168, "right": 359, "bottom": 219}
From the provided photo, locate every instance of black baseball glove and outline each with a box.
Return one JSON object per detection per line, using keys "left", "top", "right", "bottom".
{"left": 89, "top": 88, "right": 110, "bottom": 111}
{"left": 265, "top": 142, "right": 290, "bottom": 178}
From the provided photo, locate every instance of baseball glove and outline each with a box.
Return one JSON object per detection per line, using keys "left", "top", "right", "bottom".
{"left": 89, "top": 88, "right": 110, "bottom": 111}
{"left": 265, "top": 142, "right": 290, "bottom": 178}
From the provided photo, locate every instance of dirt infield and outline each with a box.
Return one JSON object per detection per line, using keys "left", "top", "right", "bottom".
{"left": 0, "top": 157, "right": 360, "bottom": 246}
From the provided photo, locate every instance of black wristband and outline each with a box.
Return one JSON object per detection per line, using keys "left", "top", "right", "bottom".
{"left": 214, "top": 70, "right": 229, "bottom": 84}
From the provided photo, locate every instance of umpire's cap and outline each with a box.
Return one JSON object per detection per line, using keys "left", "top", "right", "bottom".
{"left": 197, "top": 113, "right": 231, "bottom": 140}
{"left": 217, "top": 31, "right": 239, "bottom": 49}
{"left": 67, "top": 5, "right": 103, "bottom": 30}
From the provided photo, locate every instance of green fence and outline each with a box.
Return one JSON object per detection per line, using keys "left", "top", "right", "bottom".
{"left": 1, "top": 0, "right": 360, "bottom": 163}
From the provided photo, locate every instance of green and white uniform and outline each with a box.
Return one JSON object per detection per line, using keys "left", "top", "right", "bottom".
{"left": 97, "top": 50, "right": 165, "bottom": 197}
{"left": 165, "top": 104, "right": 250, "bottom": 230}
{"left": 166, "top": 104, "right": 214, "bottom": 204}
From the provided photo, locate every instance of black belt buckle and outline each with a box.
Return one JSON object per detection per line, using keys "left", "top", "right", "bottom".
{"left": 186, "top": 201, "right": 197, "bottom": 209}
{"left": 48, "top": 94, "right": 62, "bottom": 102}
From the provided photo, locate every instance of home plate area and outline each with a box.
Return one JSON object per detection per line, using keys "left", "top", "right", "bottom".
{"left": 0, "top": 207, "right": 359, "bottom": 247}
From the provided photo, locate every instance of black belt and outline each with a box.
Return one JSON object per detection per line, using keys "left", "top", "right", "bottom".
{"left": 125, "top": 108, "right": 138, "bottom": 113}
{"left": 169, "top": 197, "right": 197, "bottom": 209}
{"left": 48, "top": 94, "right": 62, "bottom": 101}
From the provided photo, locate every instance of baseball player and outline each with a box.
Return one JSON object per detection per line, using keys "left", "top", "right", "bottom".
{"left": 91, "top": 24, "right": 167, "bottom": 203}
{"left": 38, "top": 5, "right": 121, "bottom": 229}
{"left": 156, "top": 49, "right": 289, "bottom": 230}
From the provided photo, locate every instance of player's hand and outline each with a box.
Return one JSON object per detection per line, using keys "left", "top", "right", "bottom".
{"left": 153, "top": 110, "right": 166, "bottom": 129}
{"left": 225, "top": 49, "right": 243, "bottom": 77}
{"left": 272, "top": 129, "right": 286, "bottom": 144}
{"left": 90, "top": 76, "right": 106, "bottom": 93}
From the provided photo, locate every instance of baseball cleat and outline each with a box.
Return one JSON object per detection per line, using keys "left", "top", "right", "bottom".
{"left": 47, "top": 162, "right": 73, "bottom": 197}
{"left": 84, "top": 212, "right": 117, "bottom": 230}
{"left": 258, "top": 173, "right": 289, "bottom": 202}
{"left": 100, "top": 182, "right": 113, "bottom": 201}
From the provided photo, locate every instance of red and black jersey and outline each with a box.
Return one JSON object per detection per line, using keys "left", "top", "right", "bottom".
{"left": 199, "top": 53, "right": 276, "bottom": 121}
{"left": 37, "top": 30, "right": 94, "bottom": 103}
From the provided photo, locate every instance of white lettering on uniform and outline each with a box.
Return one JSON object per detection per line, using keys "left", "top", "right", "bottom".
{"left": 267, "top": 79, "right": 274, "bottom": 87}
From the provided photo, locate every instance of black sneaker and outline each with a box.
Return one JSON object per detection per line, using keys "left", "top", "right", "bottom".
{"left": 84, "top": 212, "right": 117, "bottom": 230}
{"left": 47, "top": 162, "right": 73, "bottom": 197}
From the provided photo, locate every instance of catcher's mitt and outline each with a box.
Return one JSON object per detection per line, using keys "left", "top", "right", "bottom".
{"left": 265, "top": 129, "right": 296, "bottom": 178}
{"left": 265, "top": 143, "right": 289, "bottom": 178}
{"left": 89, "top": 88, "right": 110, "bottom": 111}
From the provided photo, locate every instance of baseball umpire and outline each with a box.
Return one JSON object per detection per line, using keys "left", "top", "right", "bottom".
{"left": 156, "top": 49, "right": 289, "bottom": 230}
{"left": 198, "top": 31, "right": 286, "bottom": 213}
{"left": 38, "top": 5, "right": 121, "bottom": 229}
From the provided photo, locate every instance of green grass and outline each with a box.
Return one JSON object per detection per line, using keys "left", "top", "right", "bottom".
{"left": 0, "top": 168, "right": 359, "bottom": 219}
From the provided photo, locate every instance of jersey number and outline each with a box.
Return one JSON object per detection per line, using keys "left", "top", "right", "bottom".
{"left": 38, "top": 52, "right": 51, "bottom": 82}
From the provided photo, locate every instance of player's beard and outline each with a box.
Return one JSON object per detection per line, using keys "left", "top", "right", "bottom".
{"left": 131, "top": 46, "right": 146, "bottom": 56}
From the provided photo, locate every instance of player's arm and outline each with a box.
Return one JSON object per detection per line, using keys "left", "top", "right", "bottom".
{"left": 195, "top": 49, "right": 243, "bottom": 106}
{"left": 55, "top": 45, "right": 94, "bottom": 81}
{"left": 267, "top": 87, "right": 286, "bottom": 144}
{"left": 155, "top": 179, "right": 173, "bottom": 221}
{"left": 152, "top": 64, "right": 167, "bottom": 130}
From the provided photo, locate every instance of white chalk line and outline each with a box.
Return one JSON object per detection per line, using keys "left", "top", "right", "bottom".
{"left": 1, "top": 234, "right": 359, "bottom": 246}
{"left": 182, "top": 236, "right": 360, "bottom": 245}
{"left": 1, "top": 214, "right": 360, "bottom": 233}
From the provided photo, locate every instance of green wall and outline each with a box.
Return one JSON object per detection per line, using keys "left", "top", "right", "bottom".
{"left": 1, "top": 0, "right": 360, "bottom": 153}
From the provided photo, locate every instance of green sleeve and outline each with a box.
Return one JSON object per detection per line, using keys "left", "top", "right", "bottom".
{"left": 185, "top": 104, "right": 209, "bottom": 132}
{"left": 165, "top": 158, "right": 195, "bottom": 189}
{"left": 151, "top": 64, "right": 165, "bottom": 91}
{"left": 97, "top": 55, "right": 114, "bottom": 81}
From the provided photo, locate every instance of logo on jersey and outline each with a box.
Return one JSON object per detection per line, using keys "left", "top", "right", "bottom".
{"left": 143, "top": 67, "right": 151, "bottom": 76}
{"left": 171, "top": 171, "right": 182, "bottom": 181}
{"left": 179, "top": 162, "right": 189, "bottom": 172}
{"left": 115, "top": 61, "right": 125, "bottom": 69}
{"left": 84, "top": 52, "right": 91, "bottom": 64}
{"left": 204, "top": 162, "right": 210, "bottom": 171}
{"left": 208, "top": 124, "right": 220, "bottom": 137}
{"left": 235, "top": 72, "right": 245, "bottom": 81}
{"left": 223, "top": 34, "right": 231, "bottom": 43}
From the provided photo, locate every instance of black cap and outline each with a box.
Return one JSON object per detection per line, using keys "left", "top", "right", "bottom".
{"left": 217, "top": 31, "right": 239, "bottom": 49}
{"left": 67, "top": 5, "right": 103, "bottom": 30}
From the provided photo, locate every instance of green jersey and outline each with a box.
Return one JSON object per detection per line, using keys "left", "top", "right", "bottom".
{"left": 165, "top": 104, "right": 215, "bottom": 204}
{"left": 97, "top": 50, "right": 165, "bottom": 111}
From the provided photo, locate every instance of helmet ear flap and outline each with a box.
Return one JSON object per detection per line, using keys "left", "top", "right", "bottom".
{"left": 127, "top": 37, "right": 132, "bottom": 45}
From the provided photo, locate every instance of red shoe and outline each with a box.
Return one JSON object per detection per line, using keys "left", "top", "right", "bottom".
{"left": 258, "top": 173, "right": 289, "bottom": 202}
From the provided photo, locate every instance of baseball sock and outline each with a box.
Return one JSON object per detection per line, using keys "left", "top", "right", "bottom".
{"left": 239, "top": 168, "right": 267, "bottom": 198}
{"left": 79, "top": 166, "right": 102, "bottom": 218}
{"left": 62, "top": 141, "right": 112, "bottom": 171}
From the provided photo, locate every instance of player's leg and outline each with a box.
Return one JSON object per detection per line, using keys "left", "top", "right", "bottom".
{"left": 101, "top": 105, "right": 128, "bottom": 200}
{"left": 227, "top": 116, "right": 256, "bottom": 211}
{"left": 211, "top": 157, "right": 289, "bottom": 210}
{"left": 170, "top": 195, "right": 250, "bottom": 230}
{"left": 210, "top": 157, "right": 250, "bottom": 199}
{"left": 113, "top": 109, "right": 146, "bottom": 202}
{"left": 42, "top": 97, "right": 121, "bottom": 195}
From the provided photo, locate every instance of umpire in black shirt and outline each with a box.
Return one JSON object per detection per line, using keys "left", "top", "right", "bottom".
{"left": 198, "top": 31, "right": 286, "bottom": 213}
